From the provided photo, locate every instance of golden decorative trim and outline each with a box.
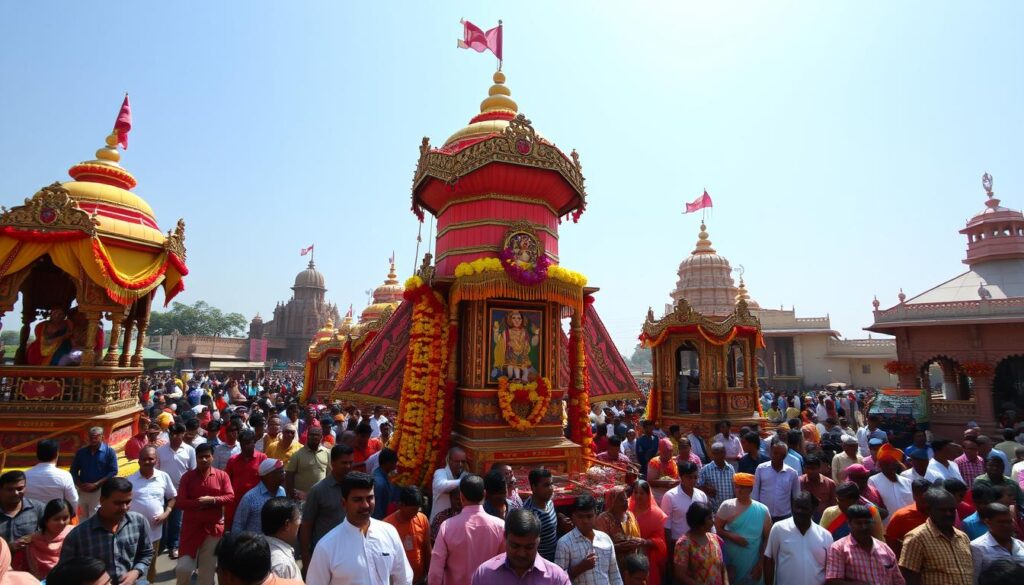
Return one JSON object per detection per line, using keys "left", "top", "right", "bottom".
{"left": 643, "top": 298, "right": 761, "bottom": 340}
{"left": 0, "top": 183, "right": 99, "bottom": 236}
{"left": 164, "top": 218, "right": 187, "bottom": 263}
{"left": 451, "top": 271, "right": 583, "bottom": 314}
{"left": 435, "top": 193, "right": 560, "bottom": 218}
{"left": 413, "top": 114, "right": 586, "bottom": 214}
{"left": 436, "top": 245, "right": 559, "bottom": 264}
{"left": 436, "top": 219, "right": 559, "bottom": 240}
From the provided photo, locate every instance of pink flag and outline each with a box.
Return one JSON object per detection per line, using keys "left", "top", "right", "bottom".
{"left": 300, "top": 245, "right": 314, "bottom": 256}
{"left": 684, "top": 190, "right": 713, "bottom": 214}
{"left": 346, "top": 304, "right": 353, "bottom": 318}
{"left": 457, "top": 19, "right": 502, "bottom": 61}
{"left": 114, "top": 94, "right": 132, "bottom": 149}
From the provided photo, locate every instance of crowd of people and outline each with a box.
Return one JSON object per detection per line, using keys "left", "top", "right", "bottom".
{"left": 1, "top": 376, "right": 1024, "bottom": 584}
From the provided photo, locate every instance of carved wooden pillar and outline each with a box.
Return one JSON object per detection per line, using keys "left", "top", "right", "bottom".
{"left": 15, "top": 305, "right": 33, "bottom": 365}
{"left": 81, "top": 311, "right": 101, "bottom": 366}
{"left": 103, "top": 311, "right": 125, "bottom": 366}
{"left": 119, "top": 316, "right": 135, "bottom": 368}
{"left": 130, "top": 294, "right": 153, "bottom": 368}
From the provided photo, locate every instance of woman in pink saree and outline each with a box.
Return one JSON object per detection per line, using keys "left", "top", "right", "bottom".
{"left": 629, "top": 479, "right": 668, "bottom": 585}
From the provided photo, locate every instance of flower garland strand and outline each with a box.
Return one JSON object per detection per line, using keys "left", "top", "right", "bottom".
{"left": 497, "top": 377, "right": 552, "bottom": 431}
{"left": 392, "top": 277, "right": 452, "bottom": 487}
{"left": 567, "top": 296, "right": 595, "bottom": 459}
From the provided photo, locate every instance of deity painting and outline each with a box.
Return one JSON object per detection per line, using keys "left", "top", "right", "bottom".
{"left": 489, "top": 307, "right": 543, "bottom": 383}
{"left": 507, "top": 232, "right": 539, "bottom": 265}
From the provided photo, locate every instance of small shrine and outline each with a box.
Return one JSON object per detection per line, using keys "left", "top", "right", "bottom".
{"left": 639, "top": 222, "right": 765, "bottom": 433}
{"left": 333, "top": 70, "right": 640, "bottom": 484}
{"left": 0, "top": 103, "right": 188, "bottom": 469}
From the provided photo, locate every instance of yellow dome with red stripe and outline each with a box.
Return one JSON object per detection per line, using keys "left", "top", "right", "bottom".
{"left": 64, "top": 133, "right": 167, "bottom": 248}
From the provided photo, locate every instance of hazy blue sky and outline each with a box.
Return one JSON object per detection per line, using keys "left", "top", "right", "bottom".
{"left": 2, "top": 2, "right": 1022, "bottom": 352}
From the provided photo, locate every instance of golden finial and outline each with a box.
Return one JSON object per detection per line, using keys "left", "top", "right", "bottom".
{"left": 92, "top": 131, "right": 122, "bottom": 166}
{"left": 693, "top": 222, "right": 715, "bottom": 254}
{"left": 480, "top": 70, "right": 518, "bottom": 114}
{"left": 385, "top": 258, "right": 398, "bottom": 285}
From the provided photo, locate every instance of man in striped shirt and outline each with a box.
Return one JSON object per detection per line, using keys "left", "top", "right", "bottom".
{"left": 697, "top": 443, "right": 734, "bottom": 511}
{"left": 524, "top": 468, "right": 559, "bottom": 562}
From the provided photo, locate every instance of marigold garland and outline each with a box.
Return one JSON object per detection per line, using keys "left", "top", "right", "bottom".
{"left": 391, "top": 282, "right": 452, "bottom": 487}
{"left": 884, "top": 360, "right": 917, "bottom": 375}
{"left": 959, "top": 361, "right": 994, "bottom": 377}
{"left": 453, "top": 256, "right": 587, "bottom": 287}
{"left": 497, "top": 377, "right": 552, "bottom": 431}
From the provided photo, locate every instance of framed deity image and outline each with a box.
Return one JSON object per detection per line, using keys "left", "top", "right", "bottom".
{"left": 487, "top": 303, "right": 545, "bottom": 385}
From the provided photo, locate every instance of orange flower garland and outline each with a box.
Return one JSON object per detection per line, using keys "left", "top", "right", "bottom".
{"left": 497, "top": 377, "right": 552, "bottom": 431}
{"left": 392, "top": 276, "right": 452, "bottom": 487}
{"left": 567, "top": 296, "right": 594, "bottom": 459}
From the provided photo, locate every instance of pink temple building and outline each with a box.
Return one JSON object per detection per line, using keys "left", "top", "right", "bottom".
{"left": 868, "top": 174, "right": 1024, "bottom": 437}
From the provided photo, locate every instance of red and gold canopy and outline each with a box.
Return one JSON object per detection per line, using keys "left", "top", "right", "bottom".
{"left": 0, "top": 130, "right": 187, "bottom": 305}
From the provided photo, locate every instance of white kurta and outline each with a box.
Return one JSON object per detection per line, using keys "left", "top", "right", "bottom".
{"left": 307, "top": 518, "right": 412, "bottom": 585}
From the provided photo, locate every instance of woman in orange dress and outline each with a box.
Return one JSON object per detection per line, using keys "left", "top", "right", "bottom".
{"left": 629, "top": 480, "right": 668, "bottom": 585}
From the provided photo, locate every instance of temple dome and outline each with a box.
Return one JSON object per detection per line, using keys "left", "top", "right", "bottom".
{"left": 360, "top": 260, "right": 403, "bottom": 323}
{"left": 294, "top": 259, "right": 326, "bottom": 289}
{"left": 959, "top": 173, "right": 1024, "bottom": 266}
{"left": 61, "top": 132, "right": 168, "bottom": 248}
{"left": 670, "top": 222, "right": 740, "bottom": 317}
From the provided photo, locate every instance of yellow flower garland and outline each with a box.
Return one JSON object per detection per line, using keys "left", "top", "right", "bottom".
{"left": 497, "top": 376, "right": 552, "bottom": 432}
{"left": 454, "top": 257, "right": 587, "bottom": 287}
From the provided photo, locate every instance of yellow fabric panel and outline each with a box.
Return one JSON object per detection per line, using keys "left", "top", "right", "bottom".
{"left": 94, "top": 239, "right": 168, "bottom": 281}
{"left": 0, "top": 240, "right": 53, "bottom": 276}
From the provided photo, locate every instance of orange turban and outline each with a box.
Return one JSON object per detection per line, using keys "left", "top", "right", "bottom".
{"left": 876, "top": 443, "right": 904, "bottom": 464}
{"left": 733, "top": 473, "right": 755, "bottom": 487}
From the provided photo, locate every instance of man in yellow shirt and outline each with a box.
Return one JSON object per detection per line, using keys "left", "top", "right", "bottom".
{"left": 267, "top": 423, "right": 302, "bottom": 467}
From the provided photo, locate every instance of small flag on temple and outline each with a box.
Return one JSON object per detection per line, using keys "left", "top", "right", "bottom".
{"left": 684, "top": 190, "right": 713, "bottom": 214}
{"left": 114, "top": 94, "right": 132, "bottom": 149}
{"left": 389, "top": 251, "right": 395, "bottom": 265}
{"left": 346, "top": 304, "right": 353, "bottom": 318}
{"left": 300, "top": 245, "right": 314, "bottom": 256}
{"left": 457, "top": 19, "right": 503, "bottom": 61}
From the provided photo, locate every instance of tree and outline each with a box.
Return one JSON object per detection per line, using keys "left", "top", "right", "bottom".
{"left": 1, "top": 330, "right": 20, "bottom": 346}
{"left": 148, "top": 300, "right": 248, "bottom": 337}
{"left": 627, "top": 346, "right": 653, "bottom": 372}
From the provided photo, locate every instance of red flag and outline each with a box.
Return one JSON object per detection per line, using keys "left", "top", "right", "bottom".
{"left": 346, "top": 304, "right": 353, "bottom": 318}
{"left": 300, "top": 245, "right": 314, "bottom": 256}
{"left": 684, "top": 190, "right": 713, "bottom": 214}
{"left": 457, "top": 19, "right": 502, "bottom": 61}
{"left": 114, "top": 94, "right": 132, "bottom": 149}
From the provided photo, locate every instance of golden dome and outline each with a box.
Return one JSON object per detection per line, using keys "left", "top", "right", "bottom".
{"left": 445, "top": 71, "right": 521, "bottom": 146}
{"left": 671, "top": 222, "right": 740, "bottom": 317}
{"left": 735, "top": 277, "right": 760, "bottom": 309}
{"left": 360, "top": 259, "right": 403, "bottom": 323}
{"left": 62, "top": 132, "right": 167, "bottom": 248}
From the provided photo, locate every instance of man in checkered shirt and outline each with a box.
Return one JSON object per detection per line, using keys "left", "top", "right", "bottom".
{"left": 697, "top": 443, "right": 735, "bottom": 511}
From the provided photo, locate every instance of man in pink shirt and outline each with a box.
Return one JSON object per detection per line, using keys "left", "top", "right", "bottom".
{"left": 428, "top": 474, "right": 506, "bottom": 585}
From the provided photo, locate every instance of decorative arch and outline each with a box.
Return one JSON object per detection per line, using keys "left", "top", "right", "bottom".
{"left": 919, "top": 355, "right": 970, "bottom": 401}
{"left": 993, "top": 354, "right": 1024, "bottom": 419}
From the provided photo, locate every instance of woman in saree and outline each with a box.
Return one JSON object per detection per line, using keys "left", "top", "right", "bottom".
{"left": 26, "top": 306, "right": 73, "bottom": 366}
{"left": 714, "top": 472, "right": 771, "bottom": 585}
{"left": 596, "top": 486, "right": 643, "bottom": 574}
{"left": 629, "top": 480, "right": 668, "bottom": 585}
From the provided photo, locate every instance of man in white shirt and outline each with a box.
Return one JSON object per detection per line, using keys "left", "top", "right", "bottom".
{"left": 661, "top": 461, "right": 709, "bottom": 541}
{"left": 23, "top": 439, "right": 78, "bottom": 512}
{"left": 307, "top": 471, "right": 412, "bottom": 585}
{"left": 868, "top": 444, "right": 914, "bottom": 526}
{"left": 367, "top": 406, "right": 388, "bottom": 440}
{"left": 1010, "top": 445, "right": 1024, "bottom": 483}
{"left": 970, "top": 502, "right": 1024, "bottom": 576}
{"left": 764, "top": 491, "right": 833, "bottom": 585}
{"left": 128, "top": 445, "right": 176, "bottom": 583}
{"left": 554, "top": 494, "right": 622, "bottom": 585}
{"left": 901, "top": 449, "right": 931, "bottom": 482}
{"left": 156, "top": 423, "right": 197, "bottom": 489}
{"left": 430, "top": 447, "right": 466, "bottom": 522}
{"left": 711, "top": 420, "right": 742, "bottom": 465}
{"left": 924, "top": 439, "right": 964, "bottom": 484}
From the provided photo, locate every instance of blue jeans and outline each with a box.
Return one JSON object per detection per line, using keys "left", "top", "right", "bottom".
{"left": 162, "top": 508, "right": 183, "bottom": 550}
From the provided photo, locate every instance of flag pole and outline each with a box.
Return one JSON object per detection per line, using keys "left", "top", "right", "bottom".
{"left": 497, "top": 20, "right": 503, "bottom": 71}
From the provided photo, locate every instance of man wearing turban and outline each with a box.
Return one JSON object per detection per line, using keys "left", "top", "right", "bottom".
{"left": 868, "top": 443, "right": 913, "bottom": 526}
